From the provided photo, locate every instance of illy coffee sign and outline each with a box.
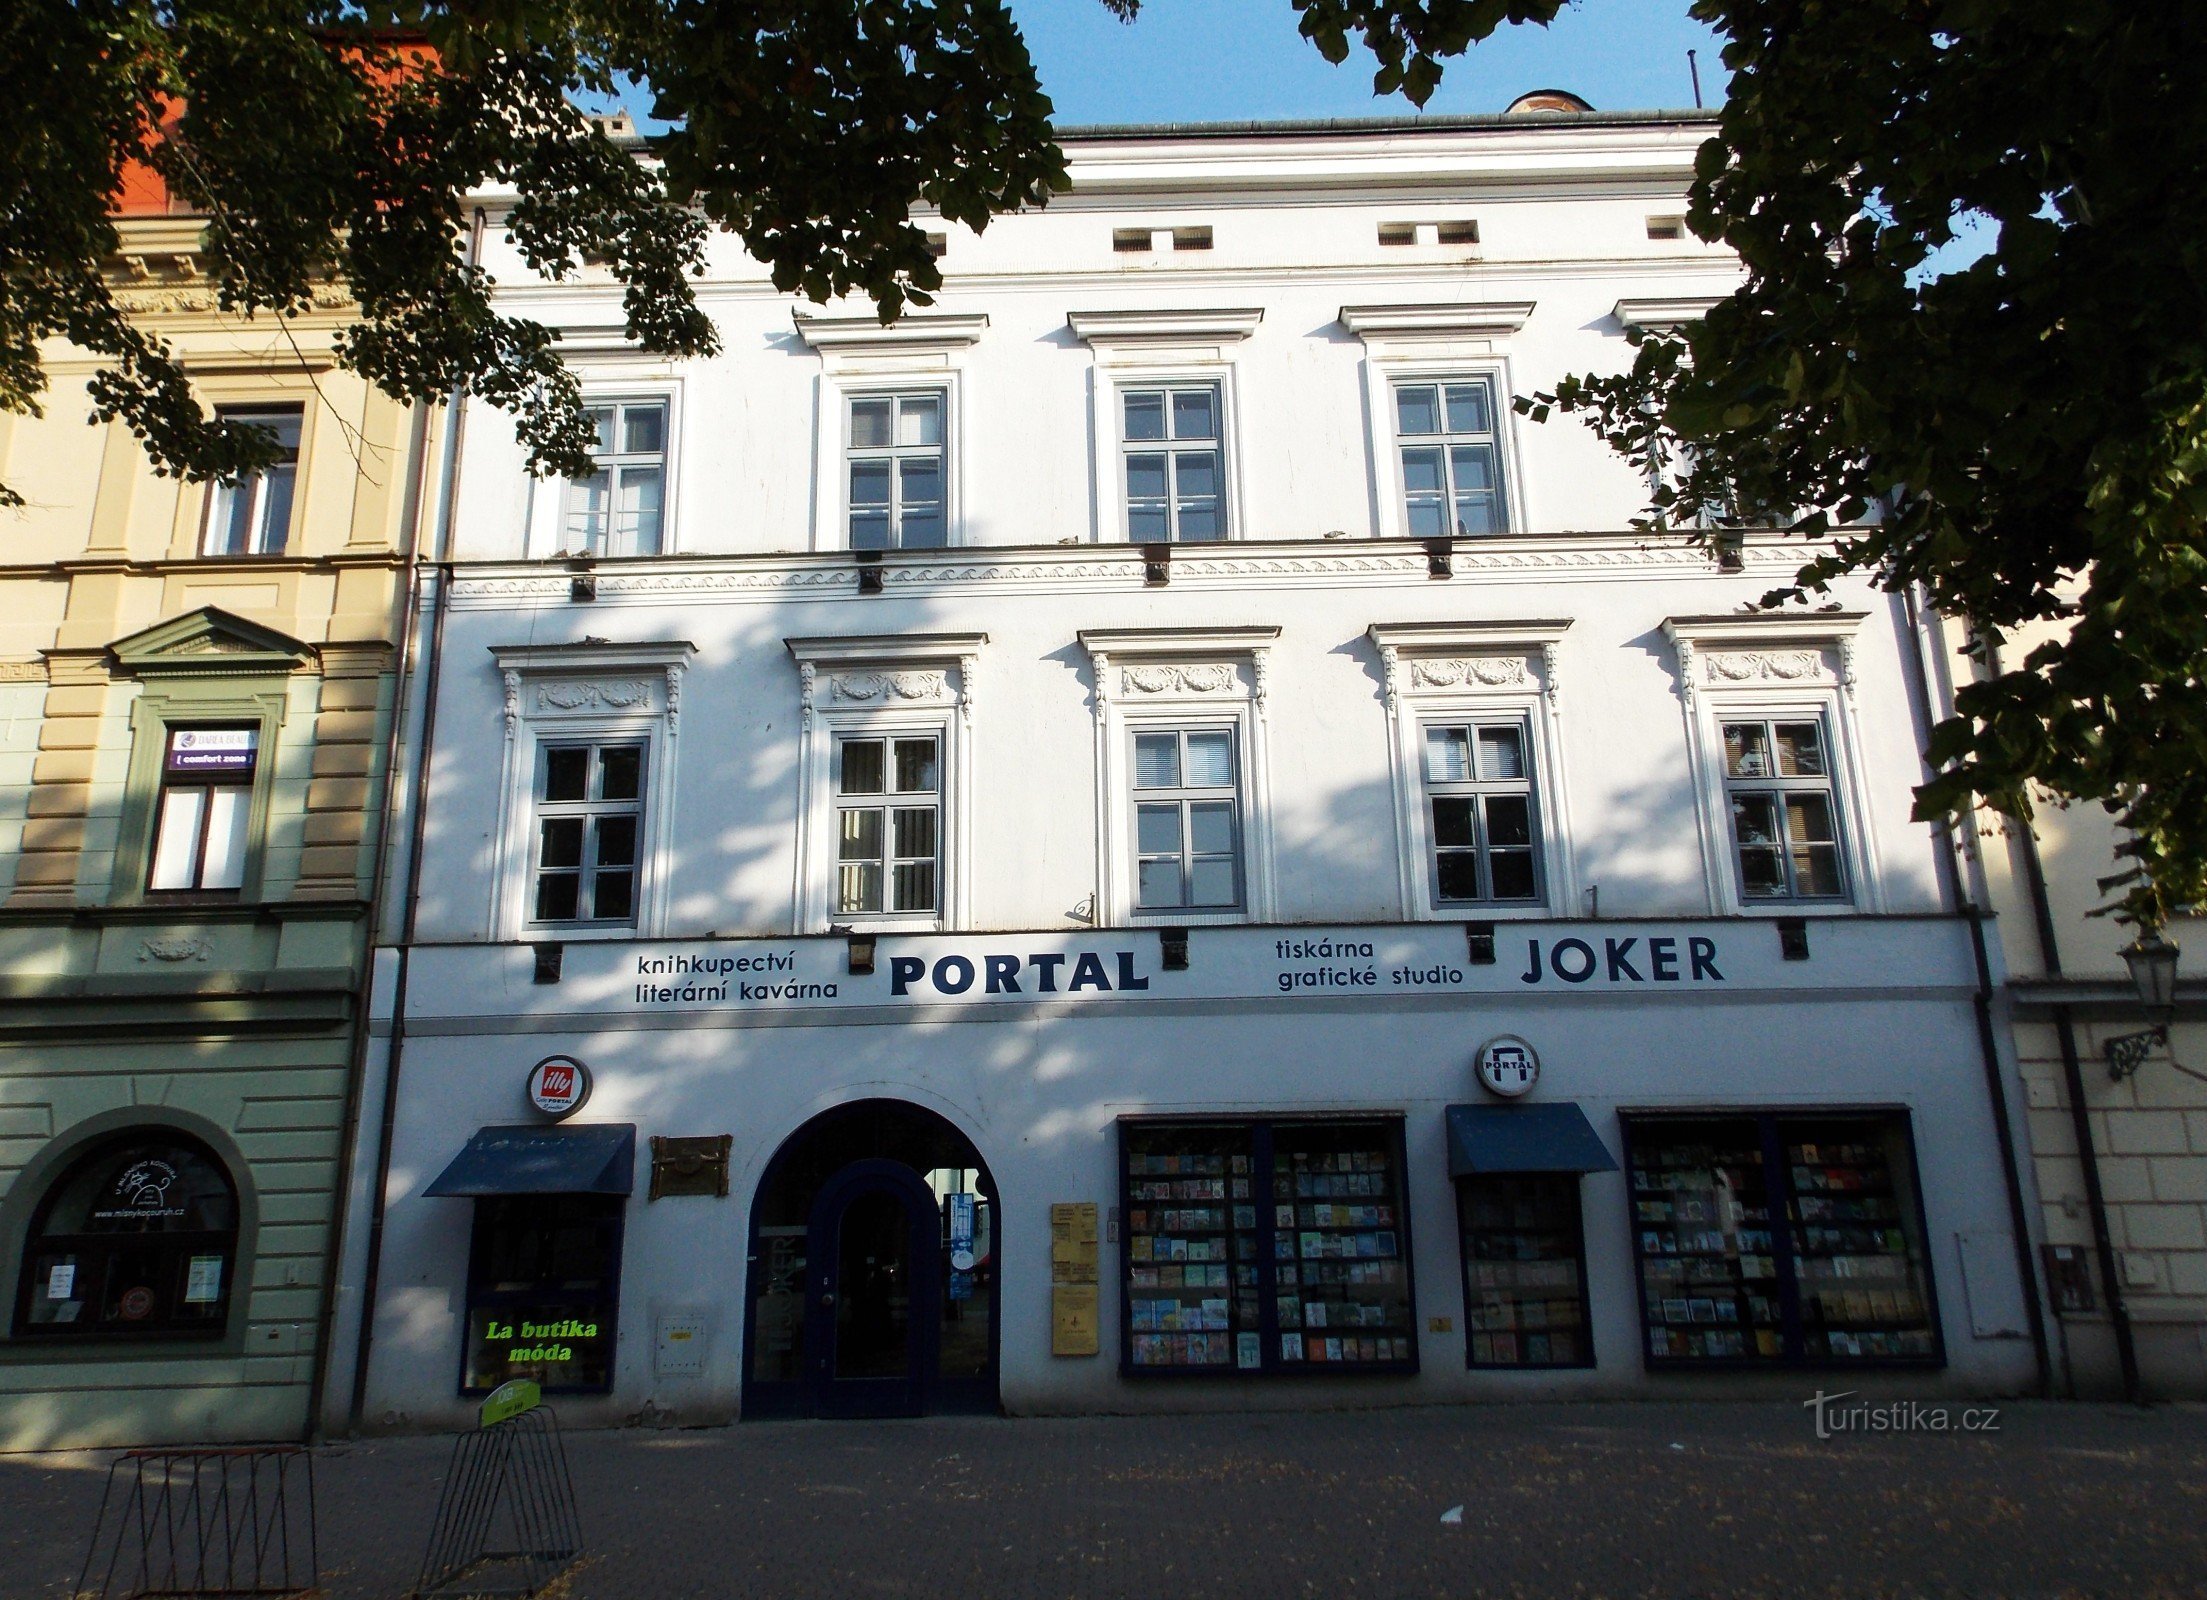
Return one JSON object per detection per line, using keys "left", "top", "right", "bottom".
{"left": 527, "top": 1055, "right": 592, "bottom": 1119}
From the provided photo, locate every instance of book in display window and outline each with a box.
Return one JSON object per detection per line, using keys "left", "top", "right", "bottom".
{"left": 1120, "top": 1118, "right": 1416, "bottom": 1376}
{"left": 1622, "top": 1112, "right": 1941, "bottom": 1369}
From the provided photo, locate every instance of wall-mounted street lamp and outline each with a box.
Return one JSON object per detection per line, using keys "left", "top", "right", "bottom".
{"left": 2106, "top": 932, "right": 2180, "bottom": 1080}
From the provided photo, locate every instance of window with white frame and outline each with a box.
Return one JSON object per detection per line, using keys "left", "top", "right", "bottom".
{"left": 1720, "top": 717, "right": 1846, "bottom": 900}
{"left": 1393, "top": 378, "right": 1509, "bottom": 537}
{"left": 1661, "top": 614, "right": 1878, "bottom": 915}
{"left": 788, "top": 634, "right": 980, "bottom": 933}
{"left": 847, "top": 392, "right": 945, "bottom": 549}
{"left": 530, "top": 741, "right": 645, "bottom": 925}
{"left": 562, "top": 401, "right": 667, "bottom": 556}
{"left": 1422, "top": 720, "right": 1539, "bottom": 904}
{"left": 147, "top": 727, "right": 259, "bottom": 892}
{"left": 203, "top": 408, "right": 302, "bottom": 556}
{"left": 1368, "top": 621, "right": 1575, "bottom": 922}
{"left": 1121, "top": 385, "right": 1223, "bottom": 542}
{"left": 833, "top": 732, "right": 941, "bottom": 916}
{"left": 1131, "top": 726, "right": 1242, "bottom": 911}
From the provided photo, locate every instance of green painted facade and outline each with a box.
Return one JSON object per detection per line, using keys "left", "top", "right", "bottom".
{"left": 0, "top": 223, "right": 427, "bottom": 1447}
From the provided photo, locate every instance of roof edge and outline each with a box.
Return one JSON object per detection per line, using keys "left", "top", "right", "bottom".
{"left": 1055, "top": 108, "right": 1720, "bottom": 142}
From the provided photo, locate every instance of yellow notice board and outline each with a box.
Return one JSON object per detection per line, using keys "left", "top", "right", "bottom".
{"left": 1050, "top": 1202, "right": 1101, "bottom": 1355}
{"left": 1050, "top": 1201, "right": 1099, "bottom": 1284}
{"left": 1053, "top": 1285, "right": 1099, "bottom": 1356}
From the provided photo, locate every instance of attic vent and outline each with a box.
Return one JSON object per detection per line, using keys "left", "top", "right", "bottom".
{"left": 1437, "top": 220, "right": 1480, "bottom": 245}
{"left": 924, "top": 232, "right": 948, "bottom": 259}
{"left": 1113, "top": 228, "right": 1153, "bottom": 253}
{"left": 1378, "top": 222, "right": 1417, "bottom": 246}
{"left": 1646, "top": 216, "right": 1686, "bottom": 241}
{"left": 1171, "top": 226, "right": 1213, "bottom": 251}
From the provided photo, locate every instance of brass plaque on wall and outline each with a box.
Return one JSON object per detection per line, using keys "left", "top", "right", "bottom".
{"left": 649, "top": 1135, "right": 732, "bottom": 1200}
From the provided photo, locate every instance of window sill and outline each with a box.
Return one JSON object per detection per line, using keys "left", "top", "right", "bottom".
{"left": 1127, "top": 909, "right": 1252, "bottom": 929}
{"left": 1429, "top": 902, "right": 1551, "bottom": 921}
{"left": 525, "top": 923, "right": 642, "bottom": 942}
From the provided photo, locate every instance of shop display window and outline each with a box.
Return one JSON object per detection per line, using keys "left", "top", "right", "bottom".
{"left": 462, "top": 1194, "right": 624, "bottom": 1393}
{"left": 1120, "top": 1119, "right": 1416, "bottom": 1376}
{"left": 12, "top": 1133, "right": 239, "bottom": 1341}
{"left": 1456, "top": 1175, "right": 1593, "bottom": 1368}
{"left": 1623, "top": 1112, "right": 1941, "bottom": 1369}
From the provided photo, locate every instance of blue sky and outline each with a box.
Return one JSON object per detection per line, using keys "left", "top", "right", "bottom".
{"left": 1012, "top": 0, "right": 1728, "bottom": 125}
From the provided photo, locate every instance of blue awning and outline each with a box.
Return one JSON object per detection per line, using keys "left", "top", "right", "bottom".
{"left": 1446, "top": 1103, "right": 1618, "bottom": 1176}
{"left": 424, "top": 1124, "right": 636, "bottom": 1197}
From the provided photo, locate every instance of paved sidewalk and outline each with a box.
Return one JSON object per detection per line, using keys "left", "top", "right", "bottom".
{"left": 4, "top": 1401, "right": 2204, "bottom": 1599}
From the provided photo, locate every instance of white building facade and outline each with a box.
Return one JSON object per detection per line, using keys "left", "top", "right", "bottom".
{"left": 326, "top": 111, "right": 2051, "bottom": 1430}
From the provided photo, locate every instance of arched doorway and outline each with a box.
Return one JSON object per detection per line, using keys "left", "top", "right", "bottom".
{"left": 743, "top": 1100, "right": 998, "bottom": 1419}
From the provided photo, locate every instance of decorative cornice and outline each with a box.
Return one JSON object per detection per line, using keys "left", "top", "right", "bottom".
{"left": 1077, "top": 625, "right": 1280, "bottom": 657}
{"left": 786, "top": 632, "right": 985, "bottom": 728}
{"left": 792, "top": 311, "right": 990, "bottom": 350}
{"left": 1337, "top": 300, "right": 1535, "bottom": 338}
{"left": 1066, "top": 307, "right": 1264, "bottom": 345}
{"left": 784, "top": 631, "right": 990, "bottom": 669}
{"left": 1661, "top": 611, "right": 1866, "bottom": 647}
{"left": 1662, "top": 612, "right": 1864, "bottom": 705}
{"left": 443, "top": 535, "right": 1824, "bottom": 608}
{"left": 490, "top": 639, "right": 696, "bottom": 739}
{"left": 1612, "top": 295, "right": 1723, "bottom": 332}
{"left": 489, "top": 639, "right": 699, "bottom": 675}
{"left": 1366, "top": 618, "right": 1572, "bottom": 652}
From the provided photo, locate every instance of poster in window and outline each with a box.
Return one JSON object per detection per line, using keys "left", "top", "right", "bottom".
{"left": 46, "top": 1263, "right": 76, "bottom": 1300}
{"left": 184, "top": 1255, "right": 224, "bottom": 1304}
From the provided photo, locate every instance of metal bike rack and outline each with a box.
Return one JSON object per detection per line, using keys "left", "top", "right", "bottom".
{"left": 408, "top": 1406, "right": 583, "bottom": 1599}
{"left": 75, "top": 1446, "right": 318, "bottom": 1599}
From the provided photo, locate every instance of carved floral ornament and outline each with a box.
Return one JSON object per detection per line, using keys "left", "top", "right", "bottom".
{"left": 1702, "top": 649, "right": 1829, "bottom": 685}
{"left": 797, "top": 657, "right": 975, "bottom": 727}
{"left": 138, "top": 935, "right": 211, "bottom": 964}
{"left": 1119, "top": 662, "right": 1240, "bottom": 696}
{"left": 1373, "top": 641, "right": 1561, "bottom": 711}
{"left": 831, "top": 669, "right": 950, "bottom": 703}
{"left": 1408, "top": 655, "right": 1529, "bottom": 690}
{"left": 537, "top": 679, "right": 653, "bottom": 712}
{"left": 503, "top": 662, "right": 685, "bottom": 734}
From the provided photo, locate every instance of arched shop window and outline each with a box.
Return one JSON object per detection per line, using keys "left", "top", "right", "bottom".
{"left": 12, "top": 1133, "right": 240, "bottom": 1340}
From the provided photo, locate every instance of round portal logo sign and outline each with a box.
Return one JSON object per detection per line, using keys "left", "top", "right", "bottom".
{"left": 1475, "top": 1035, "right": 1540, "bottom": 1098}
{"left": 527, "top": 1055, "right": 591, "bottom": 1119}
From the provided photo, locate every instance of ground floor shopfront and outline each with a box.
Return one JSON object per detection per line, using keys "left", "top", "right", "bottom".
{"left": 0, "top": 907, "right": 366, "bottom": 1450}
{"left": 339, "top": 916, "right": 2047, "bottom": 1431}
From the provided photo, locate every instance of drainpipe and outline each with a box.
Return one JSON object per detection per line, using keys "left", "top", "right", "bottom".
{"left": 345, "top": 207, "right": 485, "bottom": 1430}
{"left": 1899, "top": 586, "right": 2053, "bottom": 1398}
{"left": 307, "top": 387, "right": 438, "bottom": 1441}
